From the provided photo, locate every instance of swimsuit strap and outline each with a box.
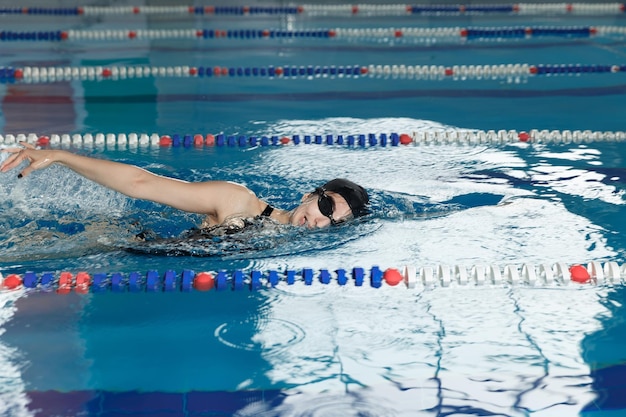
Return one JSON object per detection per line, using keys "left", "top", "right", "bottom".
{"left": 260, "top": 204, "right": 274, "bottom": 217}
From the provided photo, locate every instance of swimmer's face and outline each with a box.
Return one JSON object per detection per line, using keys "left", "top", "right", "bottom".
{"left": 290, "top": 191, "right": 352, "bottom": 229}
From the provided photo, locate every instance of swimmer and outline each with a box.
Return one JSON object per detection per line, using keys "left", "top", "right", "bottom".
{"left": 0, "top": 143, "right": 369, "bottom": 230}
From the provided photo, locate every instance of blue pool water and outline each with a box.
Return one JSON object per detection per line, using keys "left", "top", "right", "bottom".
{"left": 2, "top": 1, "right": 626, "bottom": 416}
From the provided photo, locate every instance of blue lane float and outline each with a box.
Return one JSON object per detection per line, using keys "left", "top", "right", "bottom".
{"left": 0, "top": 7, "right": 81, "bottom": 15}
{"left": 1, "top": 268, "right": 388, "bottom": 293}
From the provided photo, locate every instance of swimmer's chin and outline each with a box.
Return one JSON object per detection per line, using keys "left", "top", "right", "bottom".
{"left": 288, "top": 213, "right": 307, "bottom": 227}
{"left": 287, "top": 213, "right": 314, "bottom": 229}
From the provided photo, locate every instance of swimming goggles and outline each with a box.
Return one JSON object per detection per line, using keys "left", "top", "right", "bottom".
{"left": 313, "top": 187, "right": 343, "bottom": 226}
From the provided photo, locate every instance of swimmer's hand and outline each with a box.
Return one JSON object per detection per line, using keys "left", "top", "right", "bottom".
{"left": 0, "top": 142, "right": 55, "bottom": 178}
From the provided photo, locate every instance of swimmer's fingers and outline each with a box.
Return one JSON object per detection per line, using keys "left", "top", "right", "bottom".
{"left": 0, "top": 147, "right": 29, "bottom": 173}
{"left": 0, "top": 143, "right": 52, "bottom": 177}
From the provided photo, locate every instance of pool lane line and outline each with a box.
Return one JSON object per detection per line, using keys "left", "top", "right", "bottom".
{"left": 2, "top": 130, "right": 625, "bottom": 148}
{"left": 1, "top": 63, "right": 625, "bottom": 85}
{"left": 2, "top": 26, "right": 625, "bottom": 42}
{"left": 0, "top": 263, "right": 621, "bottom": 293}
{"left": 1, "top": 4, "right": 625, "bottom": 17}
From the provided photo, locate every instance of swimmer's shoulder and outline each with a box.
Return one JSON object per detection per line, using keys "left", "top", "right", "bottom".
{"left": 197, "top": 181, "right": 266, "bottom": 225}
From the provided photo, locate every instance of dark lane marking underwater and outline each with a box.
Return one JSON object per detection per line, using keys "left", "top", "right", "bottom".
{"left": 5, "top": 38, "right": 624, "bottom": 56}
{"left": 6, "top": 84, "right": 626, "bottom": 104}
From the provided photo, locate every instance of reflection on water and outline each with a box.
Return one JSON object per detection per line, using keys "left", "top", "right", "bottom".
{"left": 248, "top": 284, "right": 609, "bottom": 416}
{"left": 581, "top": 286, "right": 626, "bottom": 414}
{"left": 0, "top": 290, "right": 31, "bottom": 417}
{"left": 0, "top": 282, "right": 615, "bottom": 416}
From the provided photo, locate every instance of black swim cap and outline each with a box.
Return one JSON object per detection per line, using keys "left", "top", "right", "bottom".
{"left": 322, "top": 178, "right": 369, "bottom": 217}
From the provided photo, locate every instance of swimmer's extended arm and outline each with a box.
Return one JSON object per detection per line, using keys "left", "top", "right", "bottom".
{"left": 0, "top": 145, "right": 262, "bottom": 220}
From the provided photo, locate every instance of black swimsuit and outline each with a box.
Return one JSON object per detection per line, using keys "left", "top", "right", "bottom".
{"left": 181, "top": 204, "right": 276, "bottom": 238}
{"left": 259, "top": 204, "right": 274, "bottom": 218}
{"left": 134, "top": 204, "right": 276, "bottom": 242}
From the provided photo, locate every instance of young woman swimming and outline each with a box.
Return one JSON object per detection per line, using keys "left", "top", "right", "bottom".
{"left": 1, "top": 143, "right": 369, "bottom": 231}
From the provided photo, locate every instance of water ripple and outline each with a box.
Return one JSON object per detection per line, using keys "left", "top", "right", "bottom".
{"left": 215, "top": 317, "right": 305, "bottom": 354}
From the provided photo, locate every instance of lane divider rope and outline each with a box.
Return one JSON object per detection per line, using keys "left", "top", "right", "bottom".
{"left": 3, "top": 26, "right": 626, "bottom": 42}
{"left": 1, "top": 4, "right": 625, "bottom": 17}
{"left": 0, "top": 262, "right": 623, "bottom": 293}
{"left": 0, "top": 63, "right": 624, "bottom": 84}
{"left": 1, "top": 130, "right": 625, "bottom": 148}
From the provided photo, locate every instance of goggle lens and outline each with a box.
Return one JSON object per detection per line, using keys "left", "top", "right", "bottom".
{"left": 314, "top": 187, "right": 340, "bottom": 225}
